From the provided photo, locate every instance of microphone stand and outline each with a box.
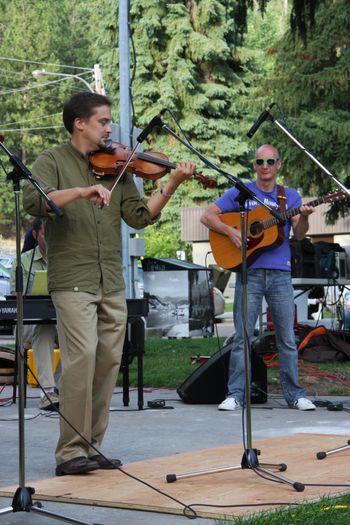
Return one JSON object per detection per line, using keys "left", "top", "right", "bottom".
{"left": 0, "top": 140, "right": 102, "bottom": 525}
{"left": 316, "top": 440, "right": 350, "bottom": 461}
{"left": 161, "top": 122, "right": 305, "bottom": 491}
{"left": 161, "top": 122, "right": 286, "bottom": 223}
{"left": 261, "top": 111, "right": 350, "bottom": 460}
{"left": 265, "top": 113, "right": 350, "bottom": 197}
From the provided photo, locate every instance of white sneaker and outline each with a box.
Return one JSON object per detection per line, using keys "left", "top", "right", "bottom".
{"left": 218, "top": 397, "right": 241, "bottom": 411}
{"left": 39, "top": 391, "right": 59, "bottom": 411}
{"left": 293, "top": 397, "right": 316, "bottom": 411}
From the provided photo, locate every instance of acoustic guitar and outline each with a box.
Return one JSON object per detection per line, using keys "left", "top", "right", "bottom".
{"left": 209, "top": 190, "right": 348, "bottom": 271}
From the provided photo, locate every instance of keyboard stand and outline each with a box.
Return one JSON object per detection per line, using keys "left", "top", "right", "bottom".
{"left": 121, "top": 315, "right": 145, "bottom": 410}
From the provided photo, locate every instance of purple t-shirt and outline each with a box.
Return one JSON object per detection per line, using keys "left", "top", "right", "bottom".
{"left": 215, "top": 181, "right": 301, "bottom": 271}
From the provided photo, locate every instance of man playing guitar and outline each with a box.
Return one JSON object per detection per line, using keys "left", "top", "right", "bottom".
{"left": 201, "top": 144, "right": 316, "bottom": 411}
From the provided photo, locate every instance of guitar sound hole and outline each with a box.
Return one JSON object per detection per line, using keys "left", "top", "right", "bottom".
{"left": 249, "top": 221, "right": 263, "bottom": 237}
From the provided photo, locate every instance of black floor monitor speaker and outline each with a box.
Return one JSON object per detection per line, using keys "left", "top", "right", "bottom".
{"left": 177, "top": 343, "right": 267, "bottom": 404}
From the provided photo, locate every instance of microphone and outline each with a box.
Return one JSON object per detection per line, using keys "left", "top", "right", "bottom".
{"left": 247, "top": 103, "right": 275, "bottom": 138}
{"left": 136, "top": 109, "right": 166, "bottom": 143}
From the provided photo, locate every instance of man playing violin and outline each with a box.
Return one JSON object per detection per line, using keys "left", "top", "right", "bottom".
{"left": 201, "top": 144, "right": 316, "bottom": 412}
{"left": 23, "top": 91, "right": 195, "bottom": 476}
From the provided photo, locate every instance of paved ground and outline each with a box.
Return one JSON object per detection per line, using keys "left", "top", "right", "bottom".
{"left": 0, "top": 316, "right": 349, "bottom": 524}
{"left": 0, "top": 379, "right": 349, "bottom": 525}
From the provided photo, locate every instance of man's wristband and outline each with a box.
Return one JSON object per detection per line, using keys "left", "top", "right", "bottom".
{"left": 160, "top": 188, "right": 174, "bottom": 198}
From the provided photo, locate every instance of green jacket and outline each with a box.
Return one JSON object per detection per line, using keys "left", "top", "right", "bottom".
{"left": 23, "top": 142, "right": 157, "bottom": 293}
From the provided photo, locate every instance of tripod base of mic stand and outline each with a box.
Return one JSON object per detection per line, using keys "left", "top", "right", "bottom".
{"left": 317, "top": 439, "right": 350, "bottom": 460}
{"left": 166, "top": 448, "right": 305, "bottom": 492}
{"left": 0, "top": 486, "right": 102, "bottom": 524}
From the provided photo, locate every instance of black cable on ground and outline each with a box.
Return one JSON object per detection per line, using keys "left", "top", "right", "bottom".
{"left": 8, "top": 348, "right": 200, "bottom": 517}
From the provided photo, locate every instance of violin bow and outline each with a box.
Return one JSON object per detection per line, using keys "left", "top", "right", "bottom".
{"left": 109, "top": 141, "right": 141, "bottom": 194}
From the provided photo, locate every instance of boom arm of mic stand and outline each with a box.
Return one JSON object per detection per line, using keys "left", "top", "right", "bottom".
{"left": 161, "top": 122, "right": 286, "bottom": 225}
{"left": 0, "top": 140, "right": 63, "bottom": 218}
{"left": 266, "top": 114, "right": 350, "bottom": 197}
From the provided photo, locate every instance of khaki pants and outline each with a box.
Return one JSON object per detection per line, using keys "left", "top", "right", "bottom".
{"left": 51, "top": 287, "right": 127, "bottom": 465}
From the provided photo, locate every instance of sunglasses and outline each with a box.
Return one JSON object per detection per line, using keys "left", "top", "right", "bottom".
{"left": 255, "top": 158, "right": 279, "bottom": 166}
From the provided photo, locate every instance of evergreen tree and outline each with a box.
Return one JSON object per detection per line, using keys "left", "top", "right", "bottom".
{"left": 85, "top": 0, "right": 270, "bottom": 257}
{"left": 0, "top": 0, "right": 93, "bottom": 230}
{"left": 259, "top": 0, "right": 350, "bottom": 221}
{"left": 0, "top": 0, "right": 337, "bottom": 246}
{"left": 126, "top": 0, "right": 263, "bottom": 257}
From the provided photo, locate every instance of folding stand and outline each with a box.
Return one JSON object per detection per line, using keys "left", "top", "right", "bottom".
{"left": 316, "top": 440, "right": 350, "bottom": 460}
{"left": 159, "top": 118, "right": 305, "bottom": 491}
{"left": 0, "top": 139, "right": 101, "bottom": 525}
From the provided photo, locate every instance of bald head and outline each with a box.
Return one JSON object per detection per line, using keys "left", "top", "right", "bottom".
{"left": 253, "top": 144, "right": 282, "bottom": 190}
{"left": 255, "top": 144, "right": 280, "bottom": 160}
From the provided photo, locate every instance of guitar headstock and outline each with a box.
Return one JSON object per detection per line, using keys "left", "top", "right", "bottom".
{"left": 324, "top": 189, "right": 350, "bottom": 203}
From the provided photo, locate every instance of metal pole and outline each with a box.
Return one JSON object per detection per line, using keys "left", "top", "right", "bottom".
{"left": 93, "top": 64, "right": 105, "bottom": 95}
{"left": 14, "top": 186, "right": 25, "bottom": 487}
{"left": 270, "top": 116, "right": 350, "bottom": 197}
{"left": 119, "top": 0, "right": 132, "bottom": 298}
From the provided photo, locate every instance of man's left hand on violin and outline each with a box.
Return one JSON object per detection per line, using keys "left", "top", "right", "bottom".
{"left": 170, "top": 161, "right": 196, "bottom": 184}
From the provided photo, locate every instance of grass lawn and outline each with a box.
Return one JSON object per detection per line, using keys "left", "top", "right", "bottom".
{"left": 118, "top": 335, "right": 226, "bottom": 389}
{"left": 216, "top": 493, "right": 350, "bottom": 525}
{"left": 267, "top": 357, "right": 350, "bottom": 396}
{"left": 225, "top": 301, "right": 234, "bottom": 313}
{"left": 119, "top": 336, "right": 350, "bottom": 397}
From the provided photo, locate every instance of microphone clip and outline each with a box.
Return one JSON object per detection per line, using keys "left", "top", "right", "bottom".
{"left": 247, "top": 102, "right": 276, "bottom": 139}
{"left": 136, "top": 109, "right": 166, "bottom": 144}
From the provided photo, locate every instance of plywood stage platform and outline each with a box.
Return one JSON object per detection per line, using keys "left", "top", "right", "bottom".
{"left": 0, "top": 434, "right": 349, "bottom": 520}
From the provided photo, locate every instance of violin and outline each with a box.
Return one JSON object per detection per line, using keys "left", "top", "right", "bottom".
{"left": 89, "top": 141, "right": 217, "bottom": 189}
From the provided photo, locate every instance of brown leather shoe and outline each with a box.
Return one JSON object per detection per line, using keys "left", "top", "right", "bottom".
{"left": 89, "top": 455, "right": 122, "bottom": 469}
{"left": 55, "top": 456, "right": 99, "bottom": 476}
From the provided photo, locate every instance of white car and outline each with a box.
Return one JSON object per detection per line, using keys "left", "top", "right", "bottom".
{"left": 0, "top": 256, "right": 14, "bottom": 269}
{"left": 0, "top": 263, "right": 10, "bottom": 297}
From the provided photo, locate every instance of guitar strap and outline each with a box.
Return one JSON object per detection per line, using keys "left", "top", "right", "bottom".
{"left": 277, "top": 184, "right": 286, "bottom": 213}
{"left": 276, "top": 185, "right": 286, "bottom": 243}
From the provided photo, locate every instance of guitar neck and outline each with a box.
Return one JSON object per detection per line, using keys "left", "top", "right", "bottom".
{"left": 263, "top": 195, "right": 330, "bottom": 229}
